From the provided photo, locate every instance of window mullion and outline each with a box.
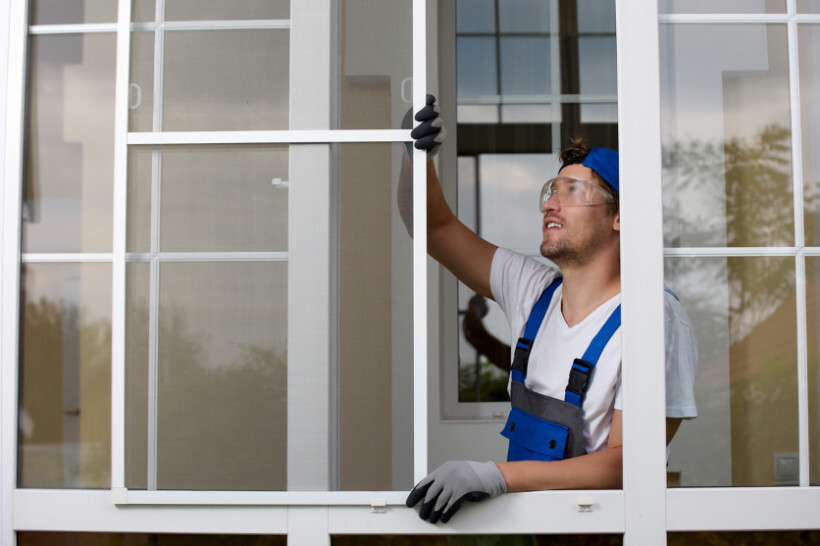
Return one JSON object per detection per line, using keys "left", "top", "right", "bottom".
{"left": 411, "top": 0, "right": 428, "bottom": 485}
{"left": 786, "top": 0, "right": 812, "bottom": 488}
{"left": 287, "top": 0, "right": 332, "bottom": 491}
{"left": 616, "top": 0, "right": 667, "bottom": 544}
{"left": 110, "top": 0, "right": 133, "bottom": 494}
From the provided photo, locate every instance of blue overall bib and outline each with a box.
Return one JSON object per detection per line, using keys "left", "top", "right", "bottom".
{"left": 501, "top": 278, "right": 622, "bottom": 462}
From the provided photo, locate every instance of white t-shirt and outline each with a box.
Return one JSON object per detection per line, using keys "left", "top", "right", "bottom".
{"left": 490, "top": 248, "right": 698, "bottom": 454}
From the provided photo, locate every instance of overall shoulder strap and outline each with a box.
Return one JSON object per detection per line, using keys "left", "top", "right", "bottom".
{"left": 564, "top": 303, "right": 621, "bottom": 408}
{"left": 510, "top": 277, "right": 563, "bottom": 385}
{"left": 565, "top": 286, "right": 673, "bottom": 407}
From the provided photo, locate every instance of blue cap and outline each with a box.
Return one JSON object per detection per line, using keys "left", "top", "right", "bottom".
{"left": 561, "top": 148, "right": 619, "bottom": 193}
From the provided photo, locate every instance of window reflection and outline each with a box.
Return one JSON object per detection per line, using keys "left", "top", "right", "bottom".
{"left": 125, "top": 262, "right": 287, "bottom": 491}
{"left": 23, "top": 34, "right": 116, "bottom": 253}
{"left": 19, "top": 263, "right": 112, "bottom": 488}
{"left": 800, "top": 24, "right": 820, "bottom": 246}
{"left": 665, "top": 257, "right": 799, "bottom": 487}
{"left": 661, "top": 24, "right": 793, "bottom": 248}
{"left": 337, "top": 0, "right": 413, "bottom": 130}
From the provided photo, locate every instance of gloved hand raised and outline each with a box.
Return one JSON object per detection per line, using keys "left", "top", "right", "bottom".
{"left": 406, "top": 460, "right": 507, "bottom": 523}
{"left": 401, "top": 94, "right": 447, "bottom": 162}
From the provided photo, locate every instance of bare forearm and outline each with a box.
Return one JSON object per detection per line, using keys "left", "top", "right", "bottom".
{"left": 496, "top": 447, "right": 623, "bottom": 492}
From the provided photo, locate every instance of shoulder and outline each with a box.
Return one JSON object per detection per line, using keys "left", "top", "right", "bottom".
{"left": 663, "top": 289, "right": 693, "bottom": 328}
{"left": 490, "top": 248, "right": 560, "bottom": 324}
{"left": 491, "top": 249, "right": 560, "bottom": 304}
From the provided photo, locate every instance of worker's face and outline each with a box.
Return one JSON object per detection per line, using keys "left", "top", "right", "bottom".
{"left": 540, "top": 164, "right": 620, "bottom": 266}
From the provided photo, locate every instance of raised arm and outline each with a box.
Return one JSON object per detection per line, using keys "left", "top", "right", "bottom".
{"left": 398, "top": 96, "right": 498, "bottom": 298}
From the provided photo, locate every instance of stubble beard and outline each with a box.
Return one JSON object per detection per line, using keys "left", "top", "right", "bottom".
{"left": 540, "top": 229, "right": 607, "bottom": 268}
{"left": 540, "top": 238, "right": 583, "bottom": 267}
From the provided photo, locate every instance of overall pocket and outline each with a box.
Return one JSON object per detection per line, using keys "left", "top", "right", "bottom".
{"left": 501, "top": 406, "right": 569, "bottom": 462}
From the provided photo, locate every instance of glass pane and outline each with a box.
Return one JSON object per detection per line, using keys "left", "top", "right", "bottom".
{"left": 30, "top": 0, "right": 117, "bottom": 24}
{"left": 579, "top": 37, "right": 616, "bottom": 95}
{"left": 658, "top": 0, "right": 786, "bottom": 13}
{"left": 498, "top": 0, "right": 550, "bottom": 34}
{"left": 798, "top": 0, "right": 820, "bottom": 12}
{"left": 805, "top": 258, "right": 820, "bottom": 486}
{"left": 124, "top": 262, "right": 149, "bottom": 489}
{"left": 23, "top": 34, "right": 116, "bottom": 253}
{"left": 133, "top": 30, "right": 288, "bottom": 131}
{"left": 337, "top": 0, "right": 413, "bottom": 130}
{"left": 337, "top": 143, "right": 413, "bottom": 490}
{"left": 133, "top": 0, "right": 290, "bottom": 21}
{"left": 165, "top": 0, "right": 289, "bottom": 21}
{"left": 128, "top": 31, "right": 154, "bottom": 132}
{"left": 577, "top": 0, "right": 615, "bottom": 33}
{"left": 456, "top": 0, "right": 496, "bottom": 33}
{"left": 126, "top": 261, "right": 287, "bottom": 490}
{"left": 500, "top": 37, "right": 551, "bottom": 95}
{"left": 19, "top": 263, "right": 112, "bottom": 488}
{"left": 660, "top": 24, "right": 793, "bottom": 248}
{"left": 126, "top": 145, "right": 289, "bottom": 253}
{"left": 801, "top": 25, "right": 820, "bottom": 246}
{"left": 132, "top": 0, "right": 156, "bottom": 23}
{"left": 664, "top": 257, "right": 799, "bottom": 487}
{"left": 458, "top": 37, "right": 499, "bottom": 97}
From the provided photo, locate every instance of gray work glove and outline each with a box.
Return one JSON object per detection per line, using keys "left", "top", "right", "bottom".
{"left": 401, "top": 94, "right": 447, "bottom": 162}
{"left": 406, "top": 460, "right": 507, "bottom": 523}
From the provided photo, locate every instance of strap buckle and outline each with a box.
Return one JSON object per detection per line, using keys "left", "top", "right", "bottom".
{"left": 566, "top": 358, "right": 593, "bottom": 396}
{"left": 512, "top": 337, "right": 533, "bottom": 376}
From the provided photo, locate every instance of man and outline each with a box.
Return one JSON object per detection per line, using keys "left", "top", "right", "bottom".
{"left": 400, "top": 96, "right": 698, "bottom": 524}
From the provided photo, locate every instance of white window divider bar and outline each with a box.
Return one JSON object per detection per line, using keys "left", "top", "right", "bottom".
{"left": 657, "top": 14, "right": 791, "bottom": 23}
{"left": 124, "top": 252, "right": 289, "bottom": 262}
{"left": 127, "top": 129, "right": 410, "bottom": 145}
{"left": 31, "top": 20, "right": 291, "bottom": 35}
{"left": 22, "top": 253, "right": 115, "bottom": 262}
{"left": 29, "top": 23, "right": 118, "bottom": 34}
{"left": 412, "top": 0, "right": 428, "bottom": 486}
{"left": 110, "top": 0, "right": 133, "bottom": 493}
{"left": 786, "top": 0, "right": 812, "bottom": 488}
{"left": 617, "top": 0, "right": 667, "bottom": 544}
{"left": 150, "top": 20, "right": 290, "bottom": 31}
{"left": 664, "top": 246, "right": 811, "bottom": 256}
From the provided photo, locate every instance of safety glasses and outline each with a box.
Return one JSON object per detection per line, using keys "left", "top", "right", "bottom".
{"left": 539, "top": 176, "right": 616, "bottom": 211}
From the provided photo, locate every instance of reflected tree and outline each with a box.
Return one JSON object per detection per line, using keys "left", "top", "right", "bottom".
{"left": 126, "top": 301, "right": 288, "bottom": 490}
{"left": 663, "top": 123, "right": 798, "bottom": 341}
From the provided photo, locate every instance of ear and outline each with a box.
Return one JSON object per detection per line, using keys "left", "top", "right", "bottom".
{"left": 612, "top": 213, "right": 620, "bottom": 232}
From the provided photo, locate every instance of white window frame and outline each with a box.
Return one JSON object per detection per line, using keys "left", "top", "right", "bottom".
{"left": 2, "top": 0, "right": 820, "bottom": 545}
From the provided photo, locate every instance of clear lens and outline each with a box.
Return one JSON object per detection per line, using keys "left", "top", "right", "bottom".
{"left": 539, "top": 176, "right": 615, "bottom": 210}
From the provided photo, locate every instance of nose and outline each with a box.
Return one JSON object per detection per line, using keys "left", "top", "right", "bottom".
{"left": 542, "top": 193, "right": 561, "bottom": 213}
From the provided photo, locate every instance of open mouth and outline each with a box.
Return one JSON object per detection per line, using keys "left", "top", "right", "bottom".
{"left": 545, "top": 222, "right": 564, "bottom": 229}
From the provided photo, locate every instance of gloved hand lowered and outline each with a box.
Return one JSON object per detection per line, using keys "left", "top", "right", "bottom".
{"left": 402, "top": 94, "right": 447, "bottom": 161}
{"left": 406, "top": 460, "right": 507, "bottom": 523}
